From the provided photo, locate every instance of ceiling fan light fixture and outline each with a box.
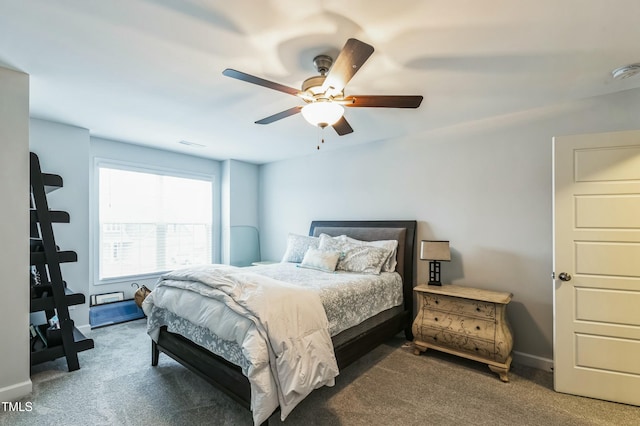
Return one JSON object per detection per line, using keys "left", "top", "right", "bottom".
{"left": 301, "top": 101, "right": 344, "bottom": 128}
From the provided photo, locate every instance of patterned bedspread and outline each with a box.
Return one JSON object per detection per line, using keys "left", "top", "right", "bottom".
{"left": 249, "top": 262, "right": 403, "bottom": 335}
{"left": 144, "top": 262, "right": 403, "bottom": 424}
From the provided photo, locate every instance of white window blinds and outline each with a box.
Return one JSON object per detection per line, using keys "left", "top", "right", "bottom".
{"left": 98, "top": 165, "right": 212, "bottom": 281}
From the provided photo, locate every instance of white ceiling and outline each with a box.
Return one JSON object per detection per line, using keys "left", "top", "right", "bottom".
{"left": 1, "top": 0, "right": 640, "bottom": 164}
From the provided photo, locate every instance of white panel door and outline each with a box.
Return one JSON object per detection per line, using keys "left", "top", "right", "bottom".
{"left": 554, "top": 129, "right": 640, "bottom": 405}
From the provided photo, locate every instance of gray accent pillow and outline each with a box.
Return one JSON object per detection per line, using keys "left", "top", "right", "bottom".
{"left": 318, "top": 234, "right": 391, "bottom": 275}
{"left": 298, "top": 247, "right": 340, "bottom": 272}
{"left": 281, "top": 233, "right": 320, "bottom": 263}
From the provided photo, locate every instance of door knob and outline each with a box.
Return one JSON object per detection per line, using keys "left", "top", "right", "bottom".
{"left": 558, "top": 272, "right": 572, "bottom": 281}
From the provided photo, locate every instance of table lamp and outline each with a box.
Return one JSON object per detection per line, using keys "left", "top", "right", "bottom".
{"left": 420, "top": 240, "right": 451, "bottom": 286}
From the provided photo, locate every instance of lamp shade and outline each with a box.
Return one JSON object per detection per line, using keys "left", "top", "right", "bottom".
{"left": 420, "top": 240, "right": 451, "bottom": 261}
{"left": 301, "top": 101, "right": 344, "bottom": 128}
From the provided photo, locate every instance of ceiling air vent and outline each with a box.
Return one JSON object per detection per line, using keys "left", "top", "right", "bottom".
{"left": 178, "top": 140, "right": 206, "bottom": 148}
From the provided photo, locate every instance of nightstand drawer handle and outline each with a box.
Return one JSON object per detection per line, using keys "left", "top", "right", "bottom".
{"left": 434, "top": 317, "right": 438, "bottom": 322}
{"left": 476, "top": 307, "right": 481, "bottom": 312}
{"left": 435, "top": 300, "right": 439, "bottom": 304}
{"left": 475, "top": 326, "right": 481, "bottom": 330}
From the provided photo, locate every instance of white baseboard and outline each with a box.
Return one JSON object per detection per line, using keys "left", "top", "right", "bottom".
{"left": 0, "top": 380, "right": 32, "bottom": 402}
{"left": 512, "top": 350, "right": 554, "bottom": 372}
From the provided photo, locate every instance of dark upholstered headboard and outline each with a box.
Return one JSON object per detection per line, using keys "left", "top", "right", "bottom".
{"left": 309, "top": 220, "right": 417, "bottom": 313}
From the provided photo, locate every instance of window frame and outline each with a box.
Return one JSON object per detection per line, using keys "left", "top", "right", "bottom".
{"left": 92, "top": 157, "right": 215, "bottom": 285}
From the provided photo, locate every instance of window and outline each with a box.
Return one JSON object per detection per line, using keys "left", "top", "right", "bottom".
{"left": 97, "top": 163, "right": 212, "bottom": 282}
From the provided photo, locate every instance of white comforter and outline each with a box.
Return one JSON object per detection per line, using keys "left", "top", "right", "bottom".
{"left": 142, "top": 264, "right": 339, "bottom": 425}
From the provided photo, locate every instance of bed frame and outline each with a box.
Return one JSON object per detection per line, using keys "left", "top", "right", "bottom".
{"left": 151, "top": 220, "right": 417, "bottom": 423}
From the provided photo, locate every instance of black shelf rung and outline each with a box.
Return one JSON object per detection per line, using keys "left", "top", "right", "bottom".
{"left": 30, "top": 343, "right": 64, "bottom": 365}
{"left": 30, "top": 210, "right": 70, "bottom": 238}
{"left": 73, "top": 328, "right": 95, "bottom": 352}
{"left": 30, "top": 250, "right": 77, "bottom": 265}
{"left": 30, "top": 209, "right": 70, "bottom": 224}
{"left": 30, "top": 287, "right": 86, "bottom": 312}
{"left": 30, "top": 325, "right": 94, "bottom": 366}
{"left": 41, "top": 173, "right": 63, "bottom": 193}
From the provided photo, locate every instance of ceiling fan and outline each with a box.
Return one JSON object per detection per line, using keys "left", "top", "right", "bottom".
{"left": 222, "top": 38, "right": 423, "bottom": 136}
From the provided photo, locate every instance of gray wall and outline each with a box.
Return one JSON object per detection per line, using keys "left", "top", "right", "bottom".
{"left": 221, "top": 159, "right": 260, "bottom": 264}
{"left": 258, "top": 87, "right": 640, "bottom": 368}
{"left": 0, "top": 66, "right": 30, "bottom": 401}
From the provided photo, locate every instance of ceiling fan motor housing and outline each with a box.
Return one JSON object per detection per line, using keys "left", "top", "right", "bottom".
{"left": 302, "top": 75, "right": 327, "bottom": 96}
{"left": 301, "top": 55, "right": 336, "bottom": 98}
{"left": 313, "top": 55, "right": 333, "bottom": 75}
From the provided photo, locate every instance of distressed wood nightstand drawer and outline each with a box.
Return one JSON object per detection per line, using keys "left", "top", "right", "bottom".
{"left": 421, "top": 293, "right": 496, "bottom": 320}
{"left": 420, "top": 310, "right": 496, "bottom": 339}
{"left": 416, "top": 327, "right": 497, "bottom": 360}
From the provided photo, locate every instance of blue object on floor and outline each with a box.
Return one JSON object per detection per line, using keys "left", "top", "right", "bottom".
{"left": 90, "top": 299, "right": 145, "bottom": 329}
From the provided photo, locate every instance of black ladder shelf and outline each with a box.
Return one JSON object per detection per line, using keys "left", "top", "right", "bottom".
{"left": 30, "top": 152, "right": 93, "bottom": 371}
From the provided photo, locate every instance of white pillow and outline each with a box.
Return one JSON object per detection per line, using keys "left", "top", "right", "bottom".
{"left": 299, "top": 247, "right": 340, "bottom": 272}
{"left": 339, "top": 236, "right": 398, "bottom": 272}
{"left": 318, "top": 234, "right": 391, "bottom": 275}
{"left": 281, "top": 234, "right": 319, "bottom": 263}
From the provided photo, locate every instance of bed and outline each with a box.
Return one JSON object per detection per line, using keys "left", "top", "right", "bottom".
{"left": 144, "top": 220, "right": 417, "bottom": 425}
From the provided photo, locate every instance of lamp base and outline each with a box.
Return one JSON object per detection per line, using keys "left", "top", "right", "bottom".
{"left": 428, "top": 261, "right": 442, "bottom": 286}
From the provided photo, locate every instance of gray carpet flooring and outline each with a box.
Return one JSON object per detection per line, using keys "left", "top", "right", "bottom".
{"left": 2, "top": 319, "right": 639, "bottom": 426}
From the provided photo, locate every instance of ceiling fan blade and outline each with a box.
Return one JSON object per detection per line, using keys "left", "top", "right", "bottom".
{"left": 332, "top": 116, "right": 354, "bottom": 136}
{"left": 255, "top": 106, "right": 302, "bottom": 124}
{"left": 223, "top": 68, "right": 301, "bottom": 97}
{"left": 344, "top": 95, "right": 423, "bottom": 108}
{"left": 322, "top": 38, "right": 374, "bottom": 94}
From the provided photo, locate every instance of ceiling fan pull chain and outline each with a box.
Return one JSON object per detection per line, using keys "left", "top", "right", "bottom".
{"left": 317, "top": 126, "right": 326, "bottom": 150}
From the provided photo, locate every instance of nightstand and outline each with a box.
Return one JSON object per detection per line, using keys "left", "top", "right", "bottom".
{"left": 412, "top": 284, "right": 514, "bottom": 382}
